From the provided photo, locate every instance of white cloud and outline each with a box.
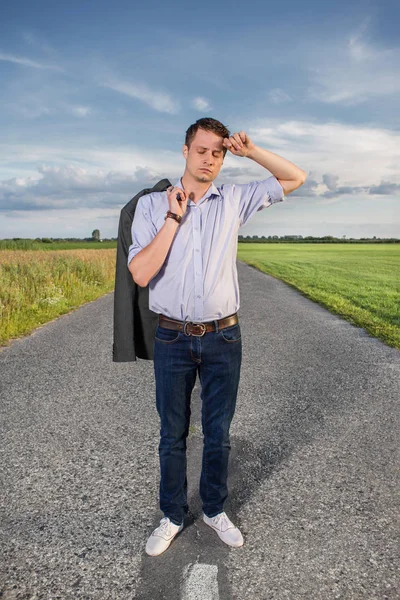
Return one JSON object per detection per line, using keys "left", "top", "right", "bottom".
{"left": 323, "top": 174, "right": 340, "bottom": 192}
{"left": 0, "top": 156, "right": 183, "bottom": 213}
{"left": 101, "top": 78, "right": 180, "bottom": 114}
{"left": 1, "top": 117, "right": 400, "bottom": 221}
{"left": 268, "top": 88, "right": 292, "bottom": 104}
{"left": 192, "top": 97, "right": 212, "bottom": 112}
{"left": 0, "top": 51, "right": 63, "bottom": 71}
{"left": 2, "top": 71, "right": 84, "bottom": 121}
{"left": 21, "top": 31, "right": 55, "bottom": 56}
{"left": 0, "top": 164, "right": 162, "bottom": 210}
{"left": 248, "top": 119, "right": 400, "bottom": 192}
{"left": 0, "top": 141, "right": 183, "bottom": 179}
{"left": 305, "top": 24, "right": 400, "bottom": 105}
{"left": 347, "top": 17, "right": 374, "bottom": 62}
{"left": 7, "top": 104, "right": 53, "bottom": 119}
{"left": 68, "top": 105, "right": 92, "bottom": 117}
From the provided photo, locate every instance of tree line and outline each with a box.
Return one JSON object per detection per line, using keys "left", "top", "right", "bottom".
{"left": 238, "top": 235, "right": 400, "bottom": 244}
{"left": 4, "top": 234, "right": 399, "bottom": 245}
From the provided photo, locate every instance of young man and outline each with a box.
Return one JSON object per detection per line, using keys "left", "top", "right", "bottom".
{"left": 128, "top": 118, "right": 306, "bottom": 556}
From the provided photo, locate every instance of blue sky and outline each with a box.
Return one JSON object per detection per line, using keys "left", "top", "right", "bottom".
{"left": 1, "top": 0, "right": 399, "bottom": 239}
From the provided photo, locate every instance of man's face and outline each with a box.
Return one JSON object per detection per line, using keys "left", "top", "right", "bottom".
{"left": 183, "top": 128, "right": 225, "bottom": 183}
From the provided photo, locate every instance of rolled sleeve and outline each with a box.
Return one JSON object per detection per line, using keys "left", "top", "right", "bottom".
{"left": 127, "top": 196, "right": 157, "bottom": 266}
{"left": 236, "top": 175, "right": 285, "bottom": 227}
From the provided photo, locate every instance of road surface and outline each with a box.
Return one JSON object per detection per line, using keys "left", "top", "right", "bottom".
{"left": 1, "top": 261, "right": 399, "bottom": 599}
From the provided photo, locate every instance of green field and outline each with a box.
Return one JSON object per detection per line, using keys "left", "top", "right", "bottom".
{"left": 237, "top": 243, "right": 400, "bottom": 349}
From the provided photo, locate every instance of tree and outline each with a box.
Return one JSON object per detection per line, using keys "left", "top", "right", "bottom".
{"left": 92, "top": 229, "right": 100, "bottom": 241}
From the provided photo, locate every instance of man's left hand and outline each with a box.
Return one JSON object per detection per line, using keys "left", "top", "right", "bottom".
{"left": 223, "top": 131, "right": 255, "bottom": 157}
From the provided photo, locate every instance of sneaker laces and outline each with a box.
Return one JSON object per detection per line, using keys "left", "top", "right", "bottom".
{"left": 211, "top": 512, "right": 234, "bottom": 531}
{"left": 158, "top": 517, "right": 171, "bottom": 534}
{"left": 154, "top": 517, "right": 181, "bottom": 537}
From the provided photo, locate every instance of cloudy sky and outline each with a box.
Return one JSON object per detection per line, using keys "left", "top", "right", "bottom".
{"left": 1, "top": 0, "right": 399, "bottom": 239}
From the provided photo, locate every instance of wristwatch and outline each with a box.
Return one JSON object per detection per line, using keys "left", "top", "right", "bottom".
{"left": 165, "top": 211, "right": 182, "bottom": 224}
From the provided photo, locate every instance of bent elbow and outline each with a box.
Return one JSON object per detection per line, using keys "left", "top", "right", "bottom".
{"left": 128, "top": 255, "right": 148, "bottom": 287}
{"left": 128, "top": 261, "right": 141, "bottom": 286}
{"left": 130, "top": 269, "right": 148, "bottom": 287}
{"left": 130, "top": 268, "right": 149, "bottom": 287}
{"left": 135, "top": 276, "right": 149, "bottom": 288}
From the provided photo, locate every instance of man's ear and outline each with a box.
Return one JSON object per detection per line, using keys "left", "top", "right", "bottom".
{"left": 182, "top": 144, "right": 188, "bottom": 158}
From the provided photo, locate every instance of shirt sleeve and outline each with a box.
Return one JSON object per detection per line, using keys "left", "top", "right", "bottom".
{"left": 236, "top": 175, "right": 285, "bottom": 227}
{"left": 127, "top": 196, "right": 157, "bottom": 266}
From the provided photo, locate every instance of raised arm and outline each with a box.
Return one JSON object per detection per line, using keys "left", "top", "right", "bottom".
{"left": 223, "top": 131, "right": 307, "bottom": 195}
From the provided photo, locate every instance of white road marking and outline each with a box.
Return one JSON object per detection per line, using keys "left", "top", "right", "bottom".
{"left": 181, "top": 563, "right": 219, "bottom": 600}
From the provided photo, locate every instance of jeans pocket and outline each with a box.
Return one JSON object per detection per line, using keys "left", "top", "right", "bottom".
{"left": 220, "top": 323, "right": 241, "bottom": 343}
{"left": 155, "top": 325, "right": 181, "bottom": 344}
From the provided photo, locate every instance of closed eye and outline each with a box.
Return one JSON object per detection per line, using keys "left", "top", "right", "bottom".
{"left": 198, "top": 150, "right": 222, "bottom": 157}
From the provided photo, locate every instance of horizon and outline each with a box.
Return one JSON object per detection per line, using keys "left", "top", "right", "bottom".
{"left": 2, "top": 234, "right": 399, "bottom": 243}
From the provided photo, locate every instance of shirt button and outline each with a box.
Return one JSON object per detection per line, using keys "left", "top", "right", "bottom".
{"left": 196, "top": 272, "right": 201, "bottom": 276}
{"left": 197, "top": 295, "right": 201, "bottom": 299}
{"left": 195, "top": 249, "right": 200, "bottom": 253}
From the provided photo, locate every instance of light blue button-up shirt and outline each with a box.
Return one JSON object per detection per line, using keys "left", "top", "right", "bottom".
{"left": 128, "top": 175, "right": 284, "bottom": 321}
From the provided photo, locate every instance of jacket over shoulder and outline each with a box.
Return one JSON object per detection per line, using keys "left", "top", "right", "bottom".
{"left": 112, "top": 178, "right": 171, "bottom": 362}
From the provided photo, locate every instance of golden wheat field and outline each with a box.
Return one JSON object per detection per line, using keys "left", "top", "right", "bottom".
{"left": 0, "top": 249, "right": 117, "bottom": 345}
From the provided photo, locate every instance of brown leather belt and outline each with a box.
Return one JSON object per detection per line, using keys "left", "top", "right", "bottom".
{"left": 158, "top": 313, "right": 238, "bottom": 337}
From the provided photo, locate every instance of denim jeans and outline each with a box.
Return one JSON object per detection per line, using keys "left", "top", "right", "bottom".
{"left": 153, "top": 319, "right": 242, "bottom": 526}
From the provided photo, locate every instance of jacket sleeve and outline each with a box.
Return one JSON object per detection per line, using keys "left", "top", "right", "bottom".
{"left": 113, "top": 207, "right": 137, "bottom": 362}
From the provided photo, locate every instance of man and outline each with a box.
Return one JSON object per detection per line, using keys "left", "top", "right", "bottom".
{"left": 128, "top": 118, "right": 306, "bottom": 556}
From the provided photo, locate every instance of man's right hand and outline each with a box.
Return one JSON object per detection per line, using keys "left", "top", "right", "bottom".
{"left": 167, "top": 186, "right": 188, "bottom": 217}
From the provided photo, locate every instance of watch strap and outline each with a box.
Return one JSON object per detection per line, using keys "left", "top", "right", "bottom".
{"left": 165, "top": 211, "right": 182, "bottom": 224}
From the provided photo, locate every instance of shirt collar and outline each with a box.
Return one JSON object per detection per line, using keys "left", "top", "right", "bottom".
{"left": 173, "top": 178, "right": 221, "bottom": 204}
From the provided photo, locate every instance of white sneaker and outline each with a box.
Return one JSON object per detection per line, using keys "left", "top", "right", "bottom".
{"left": 203, "top": 511, "right": 244, "bottom": 547}
{"left": 145, "top": 517, "right": 184, "bottom": 556}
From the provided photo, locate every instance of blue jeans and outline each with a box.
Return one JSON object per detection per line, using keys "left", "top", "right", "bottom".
{"left": 153, "top": 319, "right": 242, "bottom": 526}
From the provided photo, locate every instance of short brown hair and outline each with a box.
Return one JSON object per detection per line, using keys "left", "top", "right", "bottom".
{"left": 185, "top": 118, "right": 230, "bottom": 157}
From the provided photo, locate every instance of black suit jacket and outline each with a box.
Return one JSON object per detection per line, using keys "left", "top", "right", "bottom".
{"left": 112, "top": 179, "right": 172, "bottom": 362}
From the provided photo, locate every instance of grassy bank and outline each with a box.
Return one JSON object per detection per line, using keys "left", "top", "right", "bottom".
{"left": 0, "top": 249, "right": 116, "bottom": 345}
{"left": 237, "top": 243, "right": 400, "bottom": 349}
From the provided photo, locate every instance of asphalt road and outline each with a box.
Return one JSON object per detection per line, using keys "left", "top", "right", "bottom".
{"left": 1, "top": 261, "right": 399, "bottom": 600}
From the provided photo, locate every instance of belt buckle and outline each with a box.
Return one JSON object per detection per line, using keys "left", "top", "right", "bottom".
{"left": 184, "top": 322, "right": 206, "bottom": 337}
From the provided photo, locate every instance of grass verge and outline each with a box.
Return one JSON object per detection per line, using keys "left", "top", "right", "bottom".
{"left": 237, "top": 243, "right": 400, "bottom": 349}
{"left": 0, "top": 249, "right": 116, "bottom": 346}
